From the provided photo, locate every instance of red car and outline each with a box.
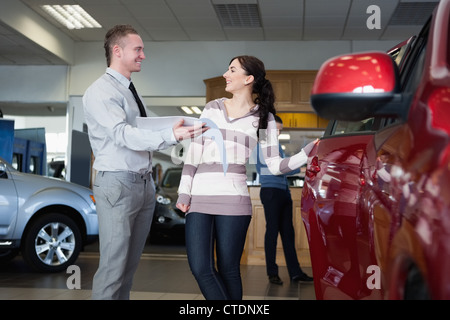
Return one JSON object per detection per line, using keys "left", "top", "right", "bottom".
{"left": 302, "top": 0, "right": 450, "bottom": 300}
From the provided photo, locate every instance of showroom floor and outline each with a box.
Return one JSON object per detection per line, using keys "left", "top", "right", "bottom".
{"left": 0, "top": 239, "right": 316, "bottom": 300}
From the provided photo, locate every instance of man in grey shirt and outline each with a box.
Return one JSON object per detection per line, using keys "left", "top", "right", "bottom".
{"left": 83, "top": 24, "right": 204, "bottom": 300}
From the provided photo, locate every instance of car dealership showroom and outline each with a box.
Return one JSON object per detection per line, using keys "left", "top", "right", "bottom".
{"left": 0, "top": 0, "right": 449, "bottom": 306}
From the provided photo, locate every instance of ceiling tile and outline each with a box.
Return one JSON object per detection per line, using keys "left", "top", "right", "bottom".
{"left": 303, "top": 27, "right": 344, "bottom": 40}
{"left": 0, "top": 0, "right": 436, "bottom": 65}
{"left": 264, "top": 28, "right": 303, "bottom": 41}
{"left": 223, "top": 28, "right": 265, "bottom": 41}
{"left": 305, "top": 0, "right": 351, "bottom": 15}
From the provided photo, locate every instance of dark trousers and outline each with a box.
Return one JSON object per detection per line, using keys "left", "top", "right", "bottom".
{"left": 260, "top": 187, "right": 303, "bottom": 278}
{"left": 185, "top": 212, "right": 251, "bottom": 300}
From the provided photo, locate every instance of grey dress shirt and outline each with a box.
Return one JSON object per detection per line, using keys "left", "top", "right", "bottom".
{"left": 83, "top": 68, "right": 177, "bottom": 174}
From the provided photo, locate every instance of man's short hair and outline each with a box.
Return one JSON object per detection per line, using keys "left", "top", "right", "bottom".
{"left": 104, "top": 24, "right": 139, "bottom": 67}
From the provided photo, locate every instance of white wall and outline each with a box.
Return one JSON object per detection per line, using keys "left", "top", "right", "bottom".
{"left": 0, "top": 65, "right": 69, "bottom": 103}
{"left": 69, "top": 40, "right": 400, "bottom": 97}
{"left": 0, "top": 39, "right": 400, "bottom": 110}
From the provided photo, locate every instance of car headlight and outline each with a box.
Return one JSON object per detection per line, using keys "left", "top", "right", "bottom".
{"left": 156, "top": 194, "right": 171, "bottom": 205}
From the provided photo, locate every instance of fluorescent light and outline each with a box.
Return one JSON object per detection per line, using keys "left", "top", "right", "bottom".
{"left": 181, "top": 106, "right": 202, "bottom": 115}
{"left": 41, "top": 5, "right": 102, "bottom": 29}
{"left": 191, "top": 106, "right": 202, "bottom": 114}
{"left": 278, "top": 133, "right": 290, "bottom": 140}
{"left": 181, "top": 106, "right": 194, "bottom": 114}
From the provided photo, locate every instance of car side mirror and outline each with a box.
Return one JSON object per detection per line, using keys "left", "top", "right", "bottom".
{"left": 310, "top": 52, "right": 401, "bottom": 121}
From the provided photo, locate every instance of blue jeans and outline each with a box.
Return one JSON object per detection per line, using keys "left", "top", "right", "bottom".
{"left": 185, "top": 212, "right": 251, "bottom": 300}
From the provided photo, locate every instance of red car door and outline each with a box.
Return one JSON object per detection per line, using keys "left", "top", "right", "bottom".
{"left": 302, "top": 119, "right": 382, "bottom": 300}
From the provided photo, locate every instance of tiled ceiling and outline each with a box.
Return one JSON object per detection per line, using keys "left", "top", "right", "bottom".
{"left": 0, "top": 0, "right": 440, "bottom": 66}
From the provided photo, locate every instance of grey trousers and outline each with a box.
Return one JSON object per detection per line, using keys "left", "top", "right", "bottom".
{"left": 91, "top": 171, "right": 155, "bottom": 300}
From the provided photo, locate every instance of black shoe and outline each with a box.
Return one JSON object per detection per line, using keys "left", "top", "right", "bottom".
{"left": 269, "top": 275, "right": 283, "bottom": 285}
{"left": 292, "top": 273, "right": 313, "bottom": 282}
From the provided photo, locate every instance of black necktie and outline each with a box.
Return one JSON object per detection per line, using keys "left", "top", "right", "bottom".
{"left": 129, "top": 82, "right": 147, "bottom": 117}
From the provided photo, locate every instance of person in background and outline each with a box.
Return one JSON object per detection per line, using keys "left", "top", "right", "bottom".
{"left": 256, "top": 115, "right": 314, "bottom": 285}
{"left": 176, "top": 55, "right": 317, "bottom": 300}
{"left": 83, "top": 24, "right": 204, "bottom": 300}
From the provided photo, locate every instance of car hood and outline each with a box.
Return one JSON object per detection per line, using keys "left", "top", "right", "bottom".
{"left": 10, "top": 170, "right": 93, "bottom": 197}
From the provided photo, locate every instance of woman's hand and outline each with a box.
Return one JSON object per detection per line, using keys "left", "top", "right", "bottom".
{"left": 176, "top": 202, "right": 190, "bottom": 213}
{"left": 172, "top": 119, "right": 208, "bottom": 141}
{"left": 302, "top": 138, "right": 319, "bottom": 155}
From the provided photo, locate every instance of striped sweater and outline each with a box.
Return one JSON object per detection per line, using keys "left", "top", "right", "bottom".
{"left": 176, "top": 98, "right": 309, "bottom": 216}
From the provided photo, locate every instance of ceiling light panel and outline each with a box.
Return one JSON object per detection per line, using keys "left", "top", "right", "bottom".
{"left": 41, "top": 5, "right": 102, "bottom": 29}
{"left": 191, "top": 106, "right": 202, "bottom": 114}
{"left": 181, "top": 106, "right": 194, "bottom": 114}
{"left": 180, "top": 106, "right": 203, "bottom": 115}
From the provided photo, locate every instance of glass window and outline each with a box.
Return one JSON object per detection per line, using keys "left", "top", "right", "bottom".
{"left": 389, "top": 36, "right": 416, "bottom": 72}
{"left": 331, "top": 118, "right": 376, "bottom": 135}
{"left": 399, "top": 21, "right": 429, "bottom": 91}
{"left": 162, "top": 169, "right": 182, "bottom": 188}
{"left": 403, "top": 43, "right": 427, "bottom": 94}
{"left": 12, "top": 153, "right": 22, "bottom": 171}
{"left": 29, "top": 156, "right": 38, "bottom": 174}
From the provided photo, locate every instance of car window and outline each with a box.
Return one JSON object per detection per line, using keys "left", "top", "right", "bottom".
{"left": 399, "top": 19, "right": 429, "bottom": 92}
{"left": 390, "top": 43, "right": 407, "bottom": 67}
{"left": 162, "top": 169, "right": 182, "bottom": 188}
{"left": 371, "top": 23, "right": 428, "bottom": 132}
{"left": 403, "top": 42, "right": 427, "bottom": 94}
{"left": 325, "top": 116, "right": 389, "bottom": 137}
{"left": 331, "top": 118, "right": 376, "bottom": 135}
{"left": 388, "top": 36, "right": 416, "bottom": 72}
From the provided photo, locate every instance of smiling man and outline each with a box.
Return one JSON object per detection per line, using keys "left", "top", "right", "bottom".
{"left": 83, "top": 24, "right": 202, "bottom": 300}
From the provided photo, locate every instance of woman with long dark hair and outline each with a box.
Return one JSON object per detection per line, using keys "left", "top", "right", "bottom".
{"left": 176, "top": 55, "right": 317, "bottom": 300}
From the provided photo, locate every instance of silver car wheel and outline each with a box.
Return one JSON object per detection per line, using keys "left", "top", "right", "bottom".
{"left": 34, "top": 221, "right": 76, "bottom": 266}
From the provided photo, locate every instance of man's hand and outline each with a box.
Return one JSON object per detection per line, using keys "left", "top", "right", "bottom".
{"left": 172, "top": 119, "right": 208, "bottom": 141}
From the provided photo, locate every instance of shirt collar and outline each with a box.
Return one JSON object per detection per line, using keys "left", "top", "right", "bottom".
{"left": 106, "top": 67, "right": 131, "bottom": 88}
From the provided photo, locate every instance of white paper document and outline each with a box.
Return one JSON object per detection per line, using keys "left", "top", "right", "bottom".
{"left": 136, "top": 116, "right": 203, "bottom": 131}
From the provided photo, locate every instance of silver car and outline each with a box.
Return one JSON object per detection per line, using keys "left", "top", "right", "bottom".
{"left": 0, "top": 156, "right": 98, "bottom": 272}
